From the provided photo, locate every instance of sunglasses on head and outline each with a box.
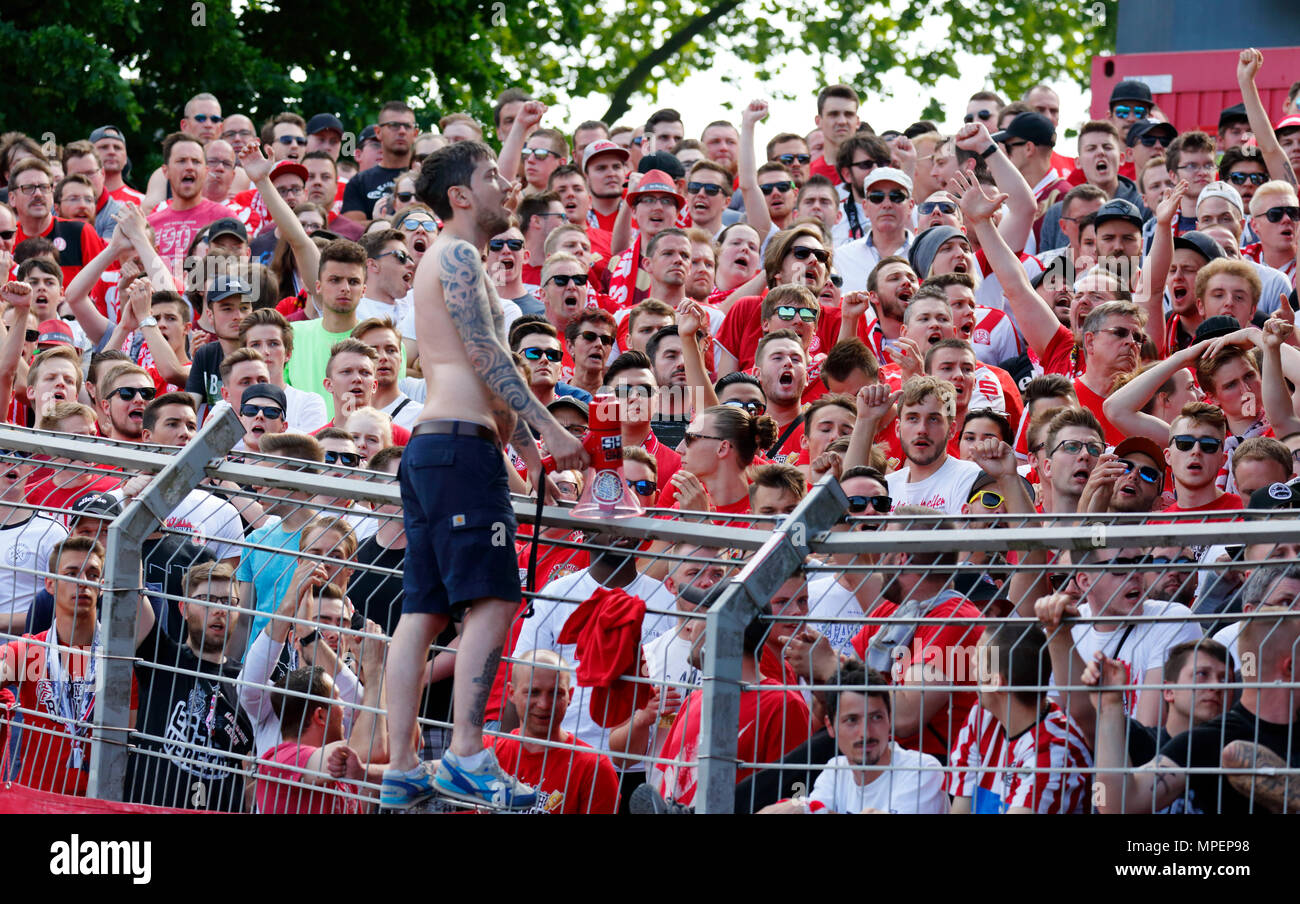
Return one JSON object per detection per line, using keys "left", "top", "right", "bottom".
{"left": 919, "top": 200, "right": 957, "bottom": 216}
{"left": 1137, "top": 134, "right": 1173, "bottom": 148}
{"left": 191, "top": 114, "right": 223, "bottom": 123}
{"left": 790, "top": 246, "right": 829, "bottom": 264}
{"left": 1111, "top": 104, "right": 1149, "bottom": 120}
{"left": 968, "top": 490, "right": 1005, "bottom": 509}
{"left": 866, "top": 189, "right": 908, "bottom": 205}
{"left": 627, "top": 478, "right": 657, "bottom": 496}
{"left": 963, "top": 110, "right": 994, "bottom": 123}
{"left": 547, "top": 273, "right": 588, "bottom": 287}
{"left": 759, "top": 181, "right": 794, "bottom": 195}
{"left": 1227, "top": 172, "right": 1268, "bottom": 186}
{"left": 722, "top": 398, "right": 766, "bottom": 416}
{"left": 777, "top": 153, "right": 811, "bottom": 166}
{"left": 402, "top": 218, "right": 437, "bottom": 232}
{"left": 1263, "top": 206, "right": 1300, "bottom": 224}
{"left": 775, "top": 305, "right": 817, "bottom": 323}
{"left": 488, "top": 237, "right": 524, "bottom": 251}
{"left": 579, "top": 329, "right": 614, "bottom": 347}
{"left": 846, "top": 494, "right": 892, "bottom": 514}
{"left": 110, "top": 386, "right": 157, "bottom": 402}
{"left": 324, "top": 450, "right": 361, "bottom": 468}
{"left": 522, "top": 347, "right": 563, "bottom": 362}
{"left": 276, "top": 135, "right": 308, "bottom": 146}
{"left": 240, "top": 403, "right": 284, "bottom": 420}
{"left": 1118, "top": 457, "right": 1161, "bottom": 484}
{"left": 687, "top": 181, "right": 725, "bottom": 196}
{"left": 1171, "top": 434, "right": 1223, "bottom": 453}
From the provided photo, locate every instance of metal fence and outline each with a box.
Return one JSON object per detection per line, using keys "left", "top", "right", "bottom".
{"left": 0, "top": 415, "right": 1297, "bottom": 814}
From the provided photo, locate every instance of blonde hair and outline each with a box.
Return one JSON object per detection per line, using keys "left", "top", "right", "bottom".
{"left": 345, "top": 406, "right": 393, "bottom": 446}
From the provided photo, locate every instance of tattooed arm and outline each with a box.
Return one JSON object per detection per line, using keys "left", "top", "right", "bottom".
{"left": 1223, "top": 740, "right": 1298, "bottom": 813}
{"left": 439, "top": 239, "right": 587, "bottom": 471}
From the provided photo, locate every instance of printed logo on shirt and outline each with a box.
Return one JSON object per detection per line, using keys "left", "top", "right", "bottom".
{"left": 6, "top": 542, "right": 30, "bottom": 565}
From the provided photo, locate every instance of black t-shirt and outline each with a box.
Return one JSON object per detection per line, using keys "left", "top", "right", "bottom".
{"left": 650, "top": 418, "right": 688, "bottom": 450}
{"left": 1160, "top": 701, "right": 1298, "bottom": 814}
{"left": 144, "top": 533, "right": 215, "bottom": 641}
{"left": 341, "top": 166, "right": 406, "bottom": 216}
{"left": 186, "top": 341, "right": 225, "bottom": 407}
{"left": 126, "top": 622, "right": 254, "bottom": 811}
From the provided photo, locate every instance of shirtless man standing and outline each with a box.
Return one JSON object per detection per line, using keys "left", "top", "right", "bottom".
{"left": 381, "top": 134, "right": 587, "bottom": 809}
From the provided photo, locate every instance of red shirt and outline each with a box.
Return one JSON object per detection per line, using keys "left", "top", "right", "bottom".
{"left": 255, "top": 741, "right": 360, "bottom": 814}
{"left": 1161, "top": 493, "right": 1243, "bottom": 521}
{"left": 1038, "top": 323, "right": 1081, "bottom": 380}
{"left": 809, "top": 155, "right": 840, "bottom": 186}
{"left": 714, "top": 293, "right": 841, "bottom": 371}
{"left": 1071, "top": 376, "right": 1126, "bottom": 447}
{"left": 25, "top": 472, "right": 123, "bottom": 527}
{"left": 767, "top": 418, "right": 806, "bottom": 467}
{"left": 13, "top": 217, "right": 106, "bottom": 287}
{"left": 107, "top": 183, "right": 146, "bottom": 206}
{"left": 491, "top": 730, "right": 620, "bottom": 814}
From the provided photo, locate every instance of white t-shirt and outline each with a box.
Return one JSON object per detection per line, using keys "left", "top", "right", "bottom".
{"left": 0, "top": 514, "right": 68, "bottom": 620}
{"left": 513, "top": 569, "right": 676, "bottom": 754}
{"left": 355, "top": 295, "right": 412, "bottom": 329}
{"left": 886, "top": 456, "right": 983, "bottom": 515}
{"left": 153, "top": 489, "right": 245, "bottom": 562}
{"left": 809, "top": 746, "right": 950, "bottom": 813}
{"left": 380, "top": 394, "right": 421, "bottom": 431}
{"left": 805, "top": 572, "right": 863, "bottom": 656}
{"left": 1211, "top": 620, "right": 1242, "bottom": 670}
{"left": 641, "top": 622, "right": 703, "bottom": 774}
{"left": 285, "top": 384, "right": 328, "bottom": 434}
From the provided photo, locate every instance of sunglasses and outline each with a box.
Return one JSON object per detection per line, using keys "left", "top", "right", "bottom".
{"left": 521, "top": 148, "right": 562, "bottom": 160}
{"left": 1118, "top": 458, "right": 1161, "bottom": 484}
{"left": 488, "top": 238, "right": 524, "bottom": 251}
{"left": 1095, "top": 554, "right": 1148, "bottom": 574}
{"left": 1137, "top": 134, "right": 1173, "bottom": 148}
{"left": 1111, "top": 104, "right": 1149, "bottom": 120}
{"left": 846, "top": 494, "right": 892, "bottom": 514}
{"left": 919, "top": 201, "right": 957, "bottom": 216}
{"left": 377, "top": 249, "right": 413, "bottom": 265}
{"left": 1227, "top": 172, "right": 1268, "bottom": 186}
{"left": 579, "top": 329, "right": 614, "bottom": 347}
{"left": 23, "top": 329, "right": 38, "bottom": 342}
{"left": 829, "top": 273, "right": 843, "bottom": 289}
{"left": 963, "top": 110, "right": 994, "bottom": 123}
{"left": 849, "top": 159, "right": 885, "bottom": 172}
{"left": 967, "top": 490, "right": 1005, "bottom": 509}
{"left": 0, "top": 449, "right": 31, "bottom": 460}
{"left": 191, "top": 114, "right": 223, "bottom": 123}
{"left": 323, "top": 450, "right": 362, "bottom": 468}
{"left": 775, "top": 305, "right": 817, "bottom": 323}
{"left": 1171, "top": 434, "right": 1223, "bottom": 453}
{"left": 522, "top": 347, "right": 563, "bottom": 363}
{"left": 402, "top": 218, "right": 437, "bottom": 232}
{"left": 276, "top": 136, "right": 309, "bottom": 146}
{"left": 1051, "top": 439, "right": 1104, "bottom": 457}
{"left": 759, "top": 181, "right": 794, "bottom": 195}
{"left": 684, "top": 432, "right": 726, "bottom": 447}
{"left": 1001, "top": 140, "right": 1028, "bottom": 152}
{"left": 379, "top": 121, "right": 416, "bottom": 131}
{"left": 687, "top": 181, "right": 726, "bottom": 196}
{"left": 777, "top": 153, "right": 811, "bottom": 166}
{"left": 1097, "top": 325, "right": 1139, "bottom": 343}
{"left": 790, "top": 246, "right": 829, "bottom": 264}
{"left": 627, "top": 478, "right": 657, "bottom": 496}
{"left": 395, "top": 191, "right": 415, "bottom": 203}
{"left": 866, "top": 190, "right": 908, "bottom": 205}
{"left": 722, "top": 398, "right": 766, "bottom": 416}
{"left": 1263, "top": 206, "right": 1300, "bottom": 224}
{"left": 547, "top": 273, "right": 588, "bottom": 287}
{"left": 1147, "top": 554, "right": 1196, "bottom": 565}
{"left": 110, "top": 386, "right": 157, "bottom": 402}
{"left": 241, "top": 403, "right": 284, "bottom": 420}
{"left": 0, "top": 229, "right": 15, "bottom": 241}
{"left": 613, "top": 383, "right": 654, "bottom": 399}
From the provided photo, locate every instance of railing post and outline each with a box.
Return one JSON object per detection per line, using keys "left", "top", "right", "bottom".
{"left": 695, "top": 476, "right": 848, "bottom": 813}
{"left": 88, "top": 406, "right": 243, "bottom": 801}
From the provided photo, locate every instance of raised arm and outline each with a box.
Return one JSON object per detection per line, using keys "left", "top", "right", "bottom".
{"left": 240, "top": 142, "right": 321, "bottom": 316}
{"left": 1261, "top": 317, "right": 1300, "bottom": 435}
{"left": 1237, "top": 48, "right": 1298, "bottom": 187}
{"left": 675, "top": 300, "right": 718, "bottom": 414}
{"left": 125, "top": 277, "right": 189, "bottom": 386}
{"left": 843, "top": 383, "right": 899, "bottom": 471}
{"left": 1139, "top": 181, "right": 1188, "bottom": 354}
{"left": 950, "top": 170, "right": 1061, "bottom": 357}
{"left": 115, "top": 204, "right": 178, "bottom": 294}
{"left": 1034, "top": 593, "right": 1096, "bottom": 742}
{"left": 609, "top": 172, "right": 639, "bottom": 256}
{"left": 62, "top": 228, "right": 129, "bottom": 345}
{"left": 0, "top": 281, "right": 33, "bottom": 421}
{"left": 738, "top": 100, "right": 774, "bottom": 237}
{"left": 954, "top": 123, "right": 1036, "bottom": 254}
{"left": 498, "top": 101, "right": 546, "bottom": 186}
{"left": 1102, "top": 341, "right": 1205, "bottom": 442}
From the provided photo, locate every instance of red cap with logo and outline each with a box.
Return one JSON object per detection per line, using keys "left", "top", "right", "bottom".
{"left": 625, "top": 169, "right": 685, "bottom": 209}
{"left": 36, "top": 319, "right": 75, "bottom": 349}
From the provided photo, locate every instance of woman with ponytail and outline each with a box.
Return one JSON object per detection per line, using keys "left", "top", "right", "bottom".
{"left": 667, "top": 404, "right": 779, "bottom": 515}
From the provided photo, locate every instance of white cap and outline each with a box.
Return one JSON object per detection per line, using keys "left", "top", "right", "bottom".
{"left": 863, "top": 166, "right": 913, "bottom": 196}
{"left": 1197, "top": 180, "right": 1244, "bottom": 216}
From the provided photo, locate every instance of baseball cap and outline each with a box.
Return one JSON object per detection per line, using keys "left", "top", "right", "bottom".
{"left": 1093, "top": 198, "right": 1143, "bottom": 229}
{"left": 306, "top": 113, "right": 344, "bottom": 136}
{"left": 206, "top": 273, "right": 252, "bottom": 302}
{"left": 1113, "top": 436, "right": 1166, "bottom": 467}
{"left": 89, "top": 125, "right": 125, "bottom": 144}
{"left": 990, "top": 112, "right": 1056, "bottom": 147}
{"left": 1196, "top": 181, "right": 1244, "bottom": 216}
{"left": 241, "top": 383, "right": 288, "bottom": 410}
{"left": 637, "top": 151, "right": 685, "bottom": 180}
{"left": 862, "top": 166, "right": 913, "bottom": 195}
{"left": 1172, "top": 230, "right": 1226, "bottom": 264}
{"left": 581, "top": 139, "right": 629, "bottom": 173}
{"left": 270, "top": 160, "right": 309, "bottom": 184}
{"left": 1247, "top": 482, "right": 1300, "bottom": 511}
{"left": 1125, "top": 119, "right": 1177, "bottom": 148}
{"left": 1110, "top": 79, "right": 1154, "bottom": 106}
{"left": 358, "top": 124, "right": 380, "bottom": 146}
{"left": 69, "top": 491, "right": 124, "bottom": 521}
{"left": 207, "top": 217, "right": 248, "bottom": 245}
{"left": 548, "top": 397, "right": 589, "bottom": 419}
{"left": 1194, "top": 315, "right": 1242, "bottom": 343}
{"left": 1274, "top": 114, "right": 1300, "bottom": 136}
{"left": 1218, "top": 103, "right": 1249, "bottom": 131}
{"left": 36, "top": 319, "right": 75, "bottom": 349}
{"left": 625, "top": 169, "right": 685, "bottom": 209}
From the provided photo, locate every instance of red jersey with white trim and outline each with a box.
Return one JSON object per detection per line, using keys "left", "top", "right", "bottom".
{"left": 714, "top": 293, "right": 841, "bottom": 371}
{"left": 227, "top": 189, "right": 266, "bottom": 237}
{"left": 12, "top": 217, "right": 107, "bottom": 287}
{"left": 491, "top": 730, "right": 620, "bottom": 814}
{"left": 90, "top": 265, "right": 122, "bottom": 320}
{"left": 766, "top": 418, "right": 806, "bottom": 467}
{"left": 945, "top": 702, "right": 1093, "bottom": 814}
{"left": 107, "top": 183, "right": 145, "bottom": 206}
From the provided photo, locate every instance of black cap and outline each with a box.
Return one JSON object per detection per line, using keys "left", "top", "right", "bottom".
{"left": 953, "top": 572, "right": 1000, "bottom": 603}
{"left": 358, "top": 124, "right": 379, "bottom": 145}
{"left": 89, "top": 125, "right": 125, "bottom": 144}
{"left": 306, "top": 113, "right": 344, "bottom": 136}
{"left": 241, "top": 383, "right": 288, "bottom": 410}
{"left": 1194, "top": 315, "right": 1242, "bottom": 343}
{"left": 990, "top": 111, "right": 1056, "bottom": 147}
{"left": 1110, "top": 79, "right": 1154, "bottom": 106}
{"left": 1218, "top": 103, "right": 1249, "bottom": 132}
{"left": 1093, "top": 198, "right": 1143, "bottom": 229}
{"left": 1172, "top": 230, "right": 1225, "bottom": 264}
{"left": 69, "top": 491, "right": 124, "bottom": 520}
{"left": 637, "top": 150, "right": 686, "bottom": 180}
{"left": 1125, "top": 119, "right": 1177, "bottom": 148}
{"left": 1247, "top": 482, "right": 1300, "bottom": 511}
{"left": 207, "top": 217, "right": 248, "bottom": 244}
{"left": 206, "top": 273, "right": 252, "bottom": 302}
{"left": 547, "top": 396, "right": 589, "bottom": 418}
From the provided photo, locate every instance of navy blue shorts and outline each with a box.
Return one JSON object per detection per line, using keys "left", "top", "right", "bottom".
{"left": 399, "top": 431, "right": 521, "bottom": 618}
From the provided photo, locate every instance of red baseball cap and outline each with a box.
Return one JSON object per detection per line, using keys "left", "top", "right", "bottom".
{"left": 581, "top": 139, "right": 630, "bottom": 173}
{"left": 36, "top": 319, "right": 75, "bottom": 349}
{"left": 270, "top": 159, "right": 309, "bottom": 183}
{"left": 1273, "top": 114, "right": 1300, "bottom": 135}
{"left": 625, "top": 169, "right": 685, "bottom": 209}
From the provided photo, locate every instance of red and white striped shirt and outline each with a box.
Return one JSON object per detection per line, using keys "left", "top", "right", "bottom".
{"left": 946, "top": 702, "right": 1092, "bottom": 814}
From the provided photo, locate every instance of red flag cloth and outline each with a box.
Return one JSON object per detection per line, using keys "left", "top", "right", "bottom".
{"left": 559, "top": 587, "right": 651, "bottom": 727}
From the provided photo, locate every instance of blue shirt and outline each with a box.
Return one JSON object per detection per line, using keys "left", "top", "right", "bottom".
{"left": 236, "top": 517, "right": 306, "bottom": 646}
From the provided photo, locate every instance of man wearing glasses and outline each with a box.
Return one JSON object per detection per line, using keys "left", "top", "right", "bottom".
{"left": 356, "top": 228, "right": 416, "bottom": 325}
{"left": 95, "top": 363, "right": 157, "bottom": 442}
{"left": 1105, "top": 80, "right": 1155, "bottom": 138}
{"left": 1035, "top": 407, "right": 1104, "bottom": 516}
{"left": 766, "top": 132, "right": 812, "bottom": 188}
{"left": 836, "top": 168, "right": 915, "bottom": 292}
{"left": 683, "top": 160, "right": 732, "bottom": 237}
{"left": 341, "top": 101, "right": 416, "bottom": 223}
{"left": 1141, "top": 131, "right": 1217, "bottom": 251}
{"left": 1243, "top": 180, "right": 1300, "bottom": 279}
{"left": 831, "top": 133, "right": 891, "bottom": 246}
{"left": 8, "top": 159, "right": 107, "bottom": 286}
{"left": 603, "top": 350, "right": 682, "bottom": 488}
{"left": 1161, "top": 402, "right": 1242, "bottom": 516}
